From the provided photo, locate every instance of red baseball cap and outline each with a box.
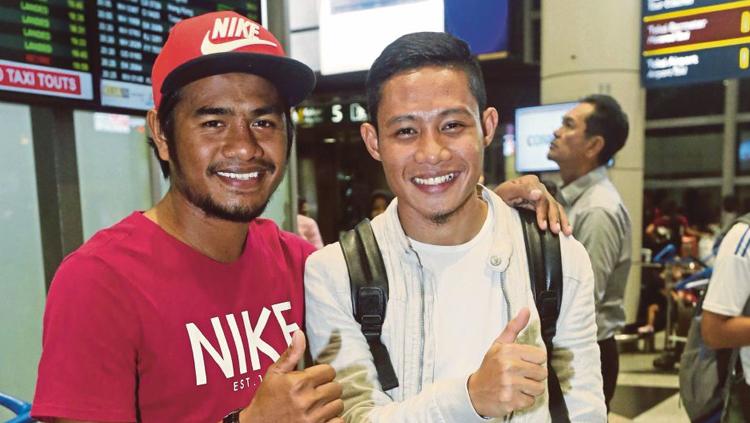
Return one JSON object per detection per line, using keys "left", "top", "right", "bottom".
{"left": 151, "top": 11, "right": 315, "bottom": 109}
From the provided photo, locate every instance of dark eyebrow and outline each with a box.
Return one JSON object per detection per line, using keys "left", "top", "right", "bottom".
{"left": 384, "top": 108, "right": 475, "bottom": 127}
{"left": 193, "top": 105, "right": 283, "bottom": 118}
{"left": 384, "top": 114, "right": 417, "bottom": 127}
{"left": 438, "top": 108, "right": 474, "bottom": 119}
{"left": 195, "top": 106, "right": 233, "bottom": 116}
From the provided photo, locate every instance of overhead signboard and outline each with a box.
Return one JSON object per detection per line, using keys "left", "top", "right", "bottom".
{"left": 0, "top": 0, "right": 94, "bottom": 101}
{"left": 319, "top": 0, "right": 510, "bottom": 75}
{"left": 444, "top": 0, "right": 508, "bottom": 57}
{"left": 319, "top": 0, "right": 444, "bottom": 75}
{"left": 293, "top": 101, "right": 369, "bottom": 127}
{"left": 0, "top": 1, "right": 264, "bottom": 111}
{"left": 97, "top": 0, "right": 265, "bottom": 111}
{"left": 642, "top": 0, "right": 750, "bottom": 87}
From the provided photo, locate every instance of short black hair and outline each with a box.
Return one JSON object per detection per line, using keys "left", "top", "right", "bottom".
{"left": 147, "top": 89, "right": 296, "bottom": 179}
{"left": 365, "top": 32, "right": 486, "bottom": 126}
{"left": 580, "top": 94, "right": 629, "bottom": 166}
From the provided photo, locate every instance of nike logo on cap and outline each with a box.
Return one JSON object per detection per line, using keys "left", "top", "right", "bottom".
{"left": 200, "top": 16, "right": 277, "bottom": 55}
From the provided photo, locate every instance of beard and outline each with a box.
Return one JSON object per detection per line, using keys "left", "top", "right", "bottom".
{"left": 428, "top": 187, "right": 476, "bottom": 225}
{"left": 179, "top": 182, "right": 269, "bottom": 223}
{"left": 171, "top": 159, "right": 279, "bottom": 223}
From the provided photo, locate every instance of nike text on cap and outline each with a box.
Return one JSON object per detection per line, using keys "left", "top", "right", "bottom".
{"left": 151, "top": 11, "right": 315, "bottom": 109}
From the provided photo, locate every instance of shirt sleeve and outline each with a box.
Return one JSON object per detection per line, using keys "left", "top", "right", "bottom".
{"left": 572, "top": 208, "right": 625, "bottom": 306}
{"left": 32, "top": 253, "right": 140, "bottom": 422}
{"left": 551, "top": 236, "right": 607, "bottom": 421}
{"left": 703, "top": 223, "right": 750, "bottom": 317}
{"left": 304, "top": 244, "right": 488, "bottom": 423}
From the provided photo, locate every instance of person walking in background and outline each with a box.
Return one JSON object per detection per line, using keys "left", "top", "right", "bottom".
{"left": 369, "top": 189, "right": 394, "bottom": 219}
{"left": 701, "top": 213, "right": 750, "bottom": 421}
{"left": 542, "top": 94, "right": 632, "bottom": 411}
{"left": 298, "top": 197, "right": 325, "bottom": 249}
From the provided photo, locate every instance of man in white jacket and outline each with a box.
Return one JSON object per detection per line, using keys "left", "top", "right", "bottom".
{"left": 305, "top": 32, "right": 606, "bottom": 422}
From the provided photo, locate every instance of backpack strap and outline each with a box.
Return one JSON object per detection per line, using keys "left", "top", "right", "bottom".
{"left": 519, "top": 209, "right": 569, "bottom": 422}
{"left": 339, "top": 219, "right": 399, "bottom": 391}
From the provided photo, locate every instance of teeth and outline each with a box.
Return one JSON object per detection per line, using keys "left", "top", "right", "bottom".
{"left": 414, "top": 173, "right": 456, "bottom": 186}
{"left": 217, "top": 171, "right": 260, "bottom": 180}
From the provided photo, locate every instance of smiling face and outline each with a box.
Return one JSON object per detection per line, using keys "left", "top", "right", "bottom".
{"left": 153, "top": 72, "right": 289, "bottom": 222}
{"left": 361, "top": 66, "right": 497, "bottom": 227}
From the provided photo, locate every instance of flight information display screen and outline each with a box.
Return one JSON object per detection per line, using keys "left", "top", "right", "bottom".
{"left": 642, "top": 0, "right": 750, "bottom": 87}
{"left": 0, "top": 0, "right": 94, "bottom": 100}
{"left": 0, "top": 0, "right": 264, "bottom": 110}
{"left": 98, "top": 0, "right": 264, "bottom": 111}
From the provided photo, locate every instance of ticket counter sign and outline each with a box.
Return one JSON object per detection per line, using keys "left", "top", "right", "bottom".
{"left": 0, "top": 60, "right": 93, "bottom": 99}
{"left": 642, "top": 0, "right": 750, "bottom": 87}
{"left": 0, "top": 0, "right": 94, "bottom": 100}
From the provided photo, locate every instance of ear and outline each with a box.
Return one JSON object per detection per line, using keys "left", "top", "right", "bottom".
{"left": 586, "top": 135, "right": 605, "bottom": 160}
{"left": 360, "top": 122, "right": 382, "bottom": 162}
{"left": 481, "top": 107, "right": 499, "bottom": 148}
{"left": 147, "top": 108, "right": 171, "bottom": 162}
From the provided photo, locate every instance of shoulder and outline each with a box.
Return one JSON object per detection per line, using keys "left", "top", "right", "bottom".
{"left": 559, "top": 234, "right": 593, "bottom": 281}
{"left": 72, "top": 212, "right": 146, "bottom": 258}
{"left": 717, "top": 222, "right": 750, "bottom": 259}
{"left": 46, "top": 239, "right": 137, "bottom": 332}
{"left": 305, "top": 241, "right": 348, "bottom": 290}
{"left": 52, "top": 213, "right": 148, "bottom": 288}
{"left": 579, "top": 178, "right": 627, "bottom": 213}
{"left": 250, "top": 218, "right": 316, "bottom": 261}
{"left": 484, "top": 188, "right": 512, "bottom": 212}
{"left": 574, "top": 204, "right": 630, "bottom": 236}
{"left": 704, "top": 223, "right": 750, "bottom": 313}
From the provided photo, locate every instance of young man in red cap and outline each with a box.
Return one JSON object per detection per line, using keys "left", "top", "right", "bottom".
{"left": 31, "top": 10, "right": 567, "bottom": 423}
{"left": 32, "top": 11, "right": 342, "bottom": 423}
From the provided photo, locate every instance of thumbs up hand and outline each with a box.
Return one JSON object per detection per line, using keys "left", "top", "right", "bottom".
{"left": 467, "top": 308, "right": 548, "bottom": 418}
{"left": 240, "top": 331, "right": 345, "bottom": 423}
{"left": 270, "top": 329, "right": 308, "bottom": 373}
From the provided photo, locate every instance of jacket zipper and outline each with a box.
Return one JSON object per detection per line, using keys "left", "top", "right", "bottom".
{"left": 414, "top": 251, "right": 425, "bottom": 393}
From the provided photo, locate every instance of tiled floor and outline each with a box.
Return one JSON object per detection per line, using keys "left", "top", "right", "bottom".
{"left": 608, "top": 333, "right": 690, "bottom": 422}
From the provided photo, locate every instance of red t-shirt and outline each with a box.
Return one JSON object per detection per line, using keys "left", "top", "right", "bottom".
{"left": 32, "top": 212, "right": 315, "bottom": 422}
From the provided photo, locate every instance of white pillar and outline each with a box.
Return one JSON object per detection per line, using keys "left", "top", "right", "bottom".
{"left": 541, "top": 0, "right": 645, "bottom": 325}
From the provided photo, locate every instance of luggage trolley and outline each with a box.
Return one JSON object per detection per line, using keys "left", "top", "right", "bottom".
{"left": 0, "top": 392, "right": 33, "bottom": 423}
{"left": 652, "top": 244, "right": 710, "bottom": 370}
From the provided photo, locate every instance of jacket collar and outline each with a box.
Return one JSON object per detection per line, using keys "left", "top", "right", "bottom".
{"left": 559, "top": 165, "right": 608, "bottom": 208}
{"left": 377, "top": 186, "right": 512, "bottom": 272}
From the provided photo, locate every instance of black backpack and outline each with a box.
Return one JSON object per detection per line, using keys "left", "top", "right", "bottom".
{"left": 339, "top": 208, "right": 569, "bottom": 422}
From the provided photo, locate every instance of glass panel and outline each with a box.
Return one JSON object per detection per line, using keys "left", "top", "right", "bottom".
{"left": 647, "top": 81, "right": 725, "bottom": 119}
{"left": 0, "top": 102, "right": 46, "bottom": 411}
{"left": 262, "top": 170, "right": 293, "bottom": 230}
{"left": 645, "top": 126, "right": 723, "bottom": 178}
{"left": 74, "top": 111, "right": 152, "bottom": 240}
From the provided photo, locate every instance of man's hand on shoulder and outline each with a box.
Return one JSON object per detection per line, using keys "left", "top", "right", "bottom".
{"left": 467, "top": 308, "right": 548, "bottom": 418}
{"left": 240, "top": 331, "right": 344, "bottom": 423}
{"left": 493, "top": 175, "right": 572, "bottom": 236}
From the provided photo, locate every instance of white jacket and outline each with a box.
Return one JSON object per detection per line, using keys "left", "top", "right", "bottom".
{"left": 305, "top": 188, "right": 606, "bottom": 422}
